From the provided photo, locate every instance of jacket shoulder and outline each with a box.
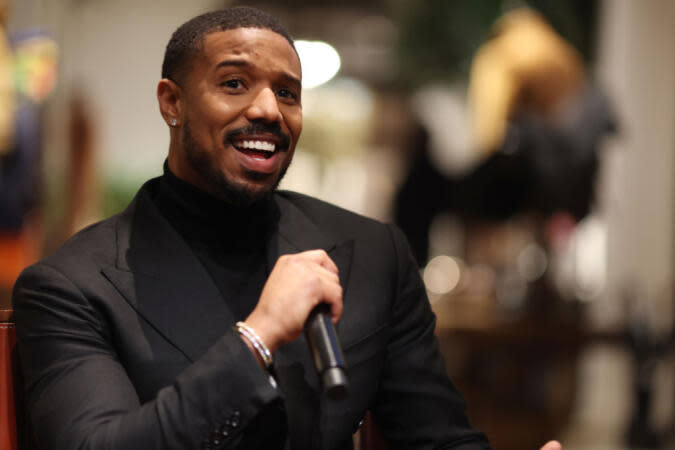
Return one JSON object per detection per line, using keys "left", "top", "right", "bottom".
{"left": 35, "top": 215, "right": 120, "bottom": 275}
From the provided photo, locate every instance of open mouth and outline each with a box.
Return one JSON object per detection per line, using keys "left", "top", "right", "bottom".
{"left": 231, "top": 139, "right": 278, "bottom": 159}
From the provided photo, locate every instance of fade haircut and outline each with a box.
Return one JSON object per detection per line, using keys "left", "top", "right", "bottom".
{"left": 161, "top": 6, "right": 295, "bottom": 83}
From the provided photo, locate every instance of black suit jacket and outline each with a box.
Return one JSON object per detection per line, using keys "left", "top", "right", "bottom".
{"left": 13, "top": 178, "right": 489, "bottom": 450}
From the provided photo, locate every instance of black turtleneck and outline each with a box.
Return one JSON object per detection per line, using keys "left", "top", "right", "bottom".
{"left": 151, "top": 163, "right": 277, "bottom": 322}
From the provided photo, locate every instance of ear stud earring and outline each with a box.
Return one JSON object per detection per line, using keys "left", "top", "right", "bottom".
{"left": 170, "top": 118, "right": 177, "bottom": 127}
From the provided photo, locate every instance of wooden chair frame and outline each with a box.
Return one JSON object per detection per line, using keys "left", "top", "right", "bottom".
{"left": 1, "top": 309, "right": 18, "bottom": 450}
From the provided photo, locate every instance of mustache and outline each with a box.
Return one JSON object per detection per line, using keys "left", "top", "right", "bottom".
{"left": 225, "top": 121, "right": 291, "bottom": 150}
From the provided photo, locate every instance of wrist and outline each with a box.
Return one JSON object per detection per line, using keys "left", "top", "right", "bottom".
{"left": 235, "top": 321, "right": 274, "bottom": 370}
{"left": 239, "top": 333, "right": 266, "bottom": 367}
{"left": 242, "top": 314, "right": 282, "bottom": 353}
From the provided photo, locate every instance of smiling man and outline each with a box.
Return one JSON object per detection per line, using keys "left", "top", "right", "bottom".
{"left": 13, "top": 7, "right": 560, "bottom": 450}
{"left": 160, "top": 24, "right": 302, "bottom": 206}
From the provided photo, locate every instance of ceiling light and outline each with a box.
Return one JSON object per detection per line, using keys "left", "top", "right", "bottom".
{"left": 295, "top": 40, "right": 341, "bottom": 89}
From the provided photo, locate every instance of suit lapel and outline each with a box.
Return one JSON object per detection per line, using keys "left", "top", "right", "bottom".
{"left": 268, "top": 194, "right": 355, "bottom": 332}
{"left": 102, "top": 182, "right": 237, "bottom": 362}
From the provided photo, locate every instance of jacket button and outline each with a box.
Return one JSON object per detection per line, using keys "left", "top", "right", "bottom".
{"left": 210, "top": 431, "right": 222, "bottom": 445}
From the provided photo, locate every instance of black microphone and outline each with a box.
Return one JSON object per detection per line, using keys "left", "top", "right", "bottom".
{"left": 304, "top": 303, "right": 349, "bottom": 400}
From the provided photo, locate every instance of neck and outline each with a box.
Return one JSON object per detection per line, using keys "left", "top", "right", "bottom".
{"left": 154, "top": 161, "right": 278, "bottom": 249}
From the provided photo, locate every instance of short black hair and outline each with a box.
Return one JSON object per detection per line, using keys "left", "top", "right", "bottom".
{"left": 161, "top": 6, "right": 295, "bottom": 83}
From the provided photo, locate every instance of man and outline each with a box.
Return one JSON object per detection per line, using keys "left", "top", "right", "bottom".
{"left": 13, "top": 7, "right": 562, "bottom": 450}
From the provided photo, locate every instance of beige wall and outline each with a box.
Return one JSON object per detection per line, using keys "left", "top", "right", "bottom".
{"left": 598, "top": 0, "right": 675, "bottom": 333}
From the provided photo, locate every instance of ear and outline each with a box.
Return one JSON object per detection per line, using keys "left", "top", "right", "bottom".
{"left": 157, "top": 78, "right": 182, "bottom": 127}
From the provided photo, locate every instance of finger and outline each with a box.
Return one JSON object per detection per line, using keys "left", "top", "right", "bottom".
{"left": 540, "top": 441, "right": 562, "bottom": 450}
{"left": 302, "top": 249, "right": 339, "bottom": 274}
{"left": 314, "top": 263, "right": 340, "bottom": 285}
{"left": 319, "top": 277, "right": 343, "bottom": 323}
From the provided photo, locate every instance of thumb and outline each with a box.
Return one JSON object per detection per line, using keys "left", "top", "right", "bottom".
{"left": 540, "top": 441, "right": 562, "bottom": 450}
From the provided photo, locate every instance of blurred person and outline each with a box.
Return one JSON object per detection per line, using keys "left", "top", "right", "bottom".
{"left": 393, "top": 120, "right": 453, "bottom": 265}
{"left": 13, "top": 7, "right": 562, "bottom": 450}
{"left": 0, "top": 21, "right": 58, "bottom": 306}
{"left": 467, "top": 8, "right": 585, "bottom": 157}
{"left": 0, "top": 1, "right": 19, "bottom": 303}
{"left": 395, "top": 8, "right": 614, "bottom": 267}
{"left": 463, "top": 8, "right": 614, "bottom": 223}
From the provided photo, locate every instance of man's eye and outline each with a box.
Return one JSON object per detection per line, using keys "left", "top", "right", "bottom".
{"left": 277, "top": 88, "right": 298, "bottom": 101}
{"left": 222, "top": 79, "right": 243, "bottom": 89}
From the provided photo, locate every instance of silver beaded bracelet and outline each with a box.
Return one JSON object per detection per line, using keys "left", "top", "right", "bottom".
{"left": 235, "top": 321, "right": 274, "bottom": 369}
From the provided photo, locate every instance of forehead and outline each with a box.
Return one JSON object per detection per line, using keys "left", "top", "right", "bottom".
{"left": 198, "top": 28, "right": 301, "bottom": 77}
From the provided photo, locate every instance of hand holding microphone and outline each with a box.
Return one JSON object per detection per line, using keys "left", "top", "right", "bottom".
{"left": 243, "top": 249, "right": 348, "bottom": 397}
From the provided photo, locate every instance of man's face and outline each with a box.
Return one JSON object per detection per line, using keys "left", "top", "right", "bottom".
{"left": 167, "top": 27, "right": 302, "bottom": 204}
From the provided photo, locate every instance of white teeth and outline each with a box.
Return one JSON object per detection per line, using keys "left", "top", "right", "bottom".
{"left": 237, "top": 140, "right": 275, "bottom": 152}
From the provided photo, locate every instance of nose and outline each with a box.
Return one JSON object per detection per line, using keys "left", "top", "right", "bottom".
{"left": 245, "top": 87, "right": 282, "bottom": 123}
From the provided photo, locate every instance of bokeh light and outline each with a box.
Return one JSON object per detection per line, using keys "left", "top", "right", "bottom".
{"left": 295, "top": 40, "right": 341, "bottom": 89}
{"left": 423, "top": 255, "right": 462, "bottom": 295}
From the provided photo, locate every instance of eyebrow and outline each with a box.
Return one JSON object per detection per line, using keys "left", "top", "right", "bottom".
{"left": 215, "top": 59, "right": 302, "bottom": 89}
{"left": 280, "top": 72, "right": 302, "bottom": 90}
{"left": 215, "top": 59, "right": 249, "bottom": 70}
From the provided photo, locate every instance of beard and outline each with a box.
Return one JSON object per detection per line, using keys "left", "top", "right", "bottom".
{"left": 182, "top": 120, "right": 291, "bottom": 206}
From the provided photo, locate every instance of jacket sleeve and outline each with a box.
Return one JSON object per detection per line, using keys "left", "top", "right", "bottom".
{"left": 12, "top": 262, "right": 280, "bottom": 450}
{"left": 370, "top": 224, "right": 491, "bottom": 450}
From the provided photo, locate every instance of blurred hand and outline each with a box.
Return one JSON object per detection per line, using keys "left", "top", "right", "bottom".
{"left": 540, "top": 441, "right": 562, "bottom": 450}
{"left": 244, "top": 249, "right": 343, "bottom": 353}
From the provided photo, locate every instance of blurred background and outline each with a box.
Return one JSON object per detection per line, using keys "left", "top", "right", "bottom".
{"left": 1, "top": 0, "right": 673, "bottom": 449}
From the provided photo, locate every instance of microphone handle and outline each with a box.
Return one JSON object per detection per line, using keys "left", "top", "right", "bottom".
{"left": 304, "top": 304, "right": 349, "bottom": 400}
